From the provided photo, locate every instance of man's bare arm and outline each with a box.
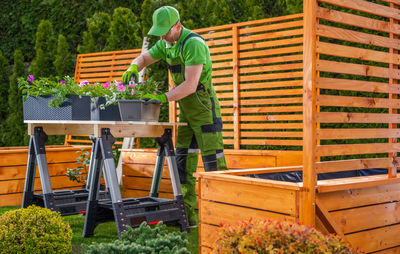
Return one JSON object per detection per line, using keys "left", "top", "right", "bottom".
{"left": 131, "top": 52, "right": 159, "bottom": 72}
{"left": 165, "top": 64, "right": 203, "bottom": 101}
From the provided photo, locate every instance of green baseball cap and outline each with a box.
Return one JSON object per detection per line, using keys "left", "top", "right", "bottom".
{"left": 148, "top": 6, "right": 180, "bottom": 36}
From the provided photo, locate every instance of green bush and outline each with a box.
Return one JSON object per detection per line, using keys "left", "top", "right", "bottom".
{"left": 0, "top": 205, "right": 72, "bottom": 254}
{"left": 212, "top": 219, "right": 362, "bottom": 254}
{"left": 86, "top": 222, "right": 190, "bottom": 254}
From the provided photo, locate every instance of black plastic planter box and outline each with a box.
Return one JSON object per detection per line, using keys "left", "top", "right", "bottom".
{"left": 91, "top": 97, "right": 121, "bottom": 121}
{"left": 118, "top": 100, "right": 160, "bottom": 121}
{"left": 23, "top": 95, "right": 91, "bottom": 120}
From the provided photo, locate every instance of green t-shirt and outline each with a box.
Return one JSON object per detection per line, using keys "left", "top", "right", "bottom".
{"left": 148, "top": 27, "right": 212, "bottom": 85}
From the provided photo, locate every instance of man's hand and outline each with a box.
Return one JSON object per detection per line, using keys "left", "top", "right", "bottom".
{"left": 142, "top": 93, "right": 168, "bottom": 104}
{"left": 122, "top": 64, "right": 139, "bottom": 85}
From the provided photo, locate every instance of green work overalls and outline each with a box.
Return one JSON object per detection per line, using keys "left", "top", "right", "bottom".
{"left": 166, "top": 32, "right": 228, "bottom": 223}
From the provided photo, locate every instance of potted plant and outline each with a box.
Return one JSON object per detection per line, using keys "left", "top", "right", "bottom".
{"left": 103, "top": 78, "right": 163, "bottom": 122}
{"left": 18, "top": 75, "right": 91, "bottom": 121}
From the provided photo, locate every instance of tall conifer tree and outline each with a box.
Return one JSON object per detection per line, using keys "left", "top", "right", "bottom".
{"left": 54, "top": 34, "right": 74, "bottom": 78}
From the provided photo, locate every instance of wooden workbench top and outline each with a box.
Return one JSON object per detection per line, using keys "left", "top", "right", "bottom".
{"left": 25, "top": 120, "right": 185, "bottom": 138}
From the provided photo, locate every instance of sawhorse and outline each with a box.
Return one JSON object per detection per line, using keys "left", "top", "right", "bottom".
{"left": 83, "top": 128, "right": 189, "bottom": 237}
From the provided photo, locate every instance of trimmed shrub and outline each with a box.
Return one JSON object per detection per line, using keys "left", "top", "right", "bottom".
{"left": 212, "top": 219, "right": 362, "bottom": 254}
{"left": 86, "top": 222, "right": 190, "bottom": 254}
{"left": 77, "top": 12, "right": 111, "bottom": 53}
{"left": 54, "top": 34, "right": 74, "bottom": 77}
{"left": 0, "top": 205, "right": 72, "bottom": 254}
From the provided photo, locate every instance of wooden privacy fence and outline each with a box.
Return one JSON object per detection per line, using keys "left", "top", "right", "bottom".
{"left": 195, "top": 0, "right": 400, "bottom": 253}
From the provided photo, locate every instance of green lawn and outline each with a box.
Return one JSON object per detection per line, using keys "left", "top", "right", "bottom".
{"left": 0, "top": 206, "right": 199, "bottom": 254}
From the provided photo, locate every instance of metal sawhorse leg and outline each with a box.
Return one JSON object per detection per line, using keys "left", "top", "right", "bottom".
{"left": 83, "top": 128, "right": 189, "bottom": 238}
{"left": 22, "top": 127, "right": 109, "bottom": 215}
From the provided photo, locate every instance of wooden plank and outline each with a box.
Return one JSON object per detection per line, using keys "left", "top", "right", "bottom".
{"left": 237, "top": 88, "right": 303, "bottom": 98}
{"left": 318, "top": 0, "right": 400, "bottom": 20}
{"left": 345, "top": 223, "right": 400, "bottom": 253}
{"left": 316, "top": 7, "right": 400, "bottom": 35}
{"left": 0, "top": 176, "right": 84, "bottom": 195}
{"left": 302, "top": 0, "right": 318, "bottom": 226}
{"left": 239, "top": 80, "right": 302, "bottom": 90}
{"left": 199, "top": 178, "right": 297, "bottom": 215}
{"left": 223, "top": 123, "right": 303, "bottom": 130}
{"left": 373, "top": 246, "right": 400, "bottom": 254}
{"left": 239, "top": 139, "right": 302, "bottom": 146}
{"left": 316, "top": 158, "right": 391, "bottom": 173}
{"left": 239, "top": 105, "right": 303, "bottom": 114}
{"left": 0, "top": 162, "right": 82, "bottom": 181}
{"left": 330, "top": 201, "right": 400, "bottom": 234}
{"left": 238, "top": 97, "right": 303, "bottom": 106}
{"left": 122, "top": 176, "right": 173, "bottom": 193}
{"left": 239, "top": 37, "right": 303, "bottom": 51}
{"left": 317, "top": 174, "right": 400, "bottom": 193}
{"left": 239, "top": 20, "right": 303, "bottom": 35}
{"left": 239, "top": 28, "right": 303, "bottom": 43}
{"left": 317, "top": 112, "right": 400, "bottom": 124}
{"left": 317, "top": 182, "right": 400, "bottom": 210}
{"left": 232, "top": 25, "right": 240, "bottom": 150}
{"left": 239, "top": 71, "right": 303, "bottom": 83}
{"left": 317, "top": 24, "right": 400, "bottom": 50}
{"left": 317, "top": 41, "right": 400, "bottom": 65}
{"left": 317, "top": 143, "right": 400, "bottom": 157}
{"left": 239, "top": 63, "right": 303, "bottom": 75}
{"left": 318, "top": 128, "right": 400, "bottom": 140}
{"left": 122, "top": 189, "right": 173, "bottom": 199}
{"left": 123, "top": 164, "right": 171, "bottom": 179}
{"left": 239, "top": 131, "right": 302, "bottom": 138}
{"left": 317, "top": 59, "right": 399, "bottom": 79}
{"left": 317, "top": 95, "right": 400, "bottom": 109}
{"left": 200, "top": 223, "right": 220, "bottom": 249}
{"left": 239, "top": 54, "right": 302, "bottom": 66}
{"left": 239, "top": 46, "right": 303, "bottom": 59}
{"left": 200, "top": 200, "right": 295, "bottom": 226}
{"left": 200, "top": 246, "right": 212, "bottom": 254}
{"left": 315, "top": 198, "right": 345, "bottom": 237}
{"left": 316, "top": 77, "right": 400, "bottom": 94}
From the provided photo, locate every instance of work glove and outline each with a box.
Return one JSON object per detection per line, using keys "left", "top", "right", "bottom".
{"left": 122, "top": 64, "right": 139, "bottom": 85}
{"left": 142, "top": 93, "right": 168, "bottom": 105}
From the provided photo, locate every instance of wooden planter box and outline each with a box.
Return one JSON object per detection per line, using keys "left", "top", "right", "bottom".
{"left": 195, "top": 169, "right": 400, "bottom": 253}
{"left": 0, "top": 145, "right": 91, "bottom": 207}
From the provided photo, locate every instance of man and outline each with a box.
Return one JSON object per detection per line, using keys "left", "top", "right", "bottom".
{"left": 122, "top": 6, "right": 227, "bottom": 227}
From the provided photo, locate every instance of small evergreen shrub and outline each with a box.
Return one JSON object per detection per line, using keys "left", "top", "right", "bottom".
{"left": 0, "top": 205, "right": 72, "bottom": 254}
{"left": 86, "top": 222, "right": 190, "bottom": 254}
{"left": 213, "top": 219, "right": 362, "bottom": 254}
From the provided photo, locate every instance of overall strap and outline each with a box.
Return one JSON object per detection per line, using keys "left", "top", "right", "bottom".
{"left": 179, "top": 32, "right": 204, "bottom": 54}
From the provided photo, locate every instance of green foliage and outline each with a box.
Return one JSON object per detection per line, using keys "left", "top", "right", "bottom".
{"left": 54, "top": 34, "right": 74, "bottom": 77}
{"left": 0, "top": 50, "right": 10, "bottom": 122}
{"left": 30, "top": 20, "right": 57, "bottom": 78}
{"left": 67, "top": 148, "right": 90, "bottom": 183}
{"left": 213, "top": 219, "right": 362, "bottom": 254}
{"left": 1, "top": 49, "right": 27, "bottom": 147}
{"left": 106, "top": 7, "right": 142, "bottom": 51}
{"left": 78, "top": 12, "right": 112, "bottom": 53}
{"left": 285, "top": 0, "right": 303, "bottom": 14}
{"left": 86, "top": 222, "right": 190, "bottom": 254}
{"left": 0, "top": 205, "right": 72, "bottom": 254}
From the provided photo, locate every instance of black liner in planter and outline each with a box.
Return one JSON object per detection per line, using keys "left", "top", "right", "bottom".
{"left": 91, "top": 97, "right": 121, "bottom": 121}
{"left": 23, "top": 95, "right": 91, "bottom": 120}
{"left": 246, "top": 168, "right": 394, "bottom": 183}
{"left": 118, "top": 100, "right": 160, "bottom": 121}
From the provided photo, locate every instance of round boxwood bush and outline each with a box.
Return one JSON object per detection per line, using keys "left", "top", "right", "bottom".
{"left": 0, "top": 205, "right": 72, "bottom": 254}
{"left": 213, "top": 219, "right": 362, "bottom": 253}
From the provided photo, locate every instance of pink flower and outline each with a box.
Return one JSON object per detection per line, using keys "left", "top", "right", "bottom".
{"left": 117, "top": 86, "right": 125, "bottom": 92}
{"left": 79, "top": 80, "right": 89, "bottom": 86}
{"left": 131, "top": 89, "right": 135, "bottom": 95}
{"left": 172, "top": 86, "right": 176, "bottom": 90}
{"left": 103, "top": 82, "right": 110, "bottom": 88}
{"left": 60, "top": 80, "right": 66, "bottom": 84}
{"left": 116, "top": 81, "right": 123, "bottom": 87}
{"left": 153, "top": 91, "right": 157, "bottom": 95}
{"left": 27, "top": 75, "right": 34, "bottom": 82}
{"left": 128, "top": 82, "right": 136, "bottom": 87}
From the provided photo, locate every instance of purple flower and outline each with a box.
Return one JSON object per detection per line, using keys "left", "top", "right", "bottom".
{"left": 172, "top": 86, "right": 176, "bottom": 90}
{"left": 79, "top": 80, "right": 89, "bottom": 87}
{"left": 103, "top": 82, "right": 110, "bottom": 88}
{"left": 60, "top": 80, "right": 66, "bottom": 84}
{"left": 27, "top": 75, "right": 34, "bottom": 82}
{"left": 117, "top": 86, "right": 125, "bottom": 92}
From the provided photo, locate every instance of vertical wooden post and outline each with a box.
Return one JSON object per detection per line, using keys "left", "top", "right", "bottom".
{"left": 301, "top": 0, "right": 317, "bottom": 226}
{"left": 232, "top": 25, "right": 240, "bottom": 150}
{"left": 110, "top": 53, "right": 116, "bottom": 81}
{"left": 74, "top": 55, "right": 81, "bottom": 83}
{"left": 388, "top": 2, "right": 398, "bottom": 178}
{"left": 168, "top": 71, "right": 177, "bottom": 146}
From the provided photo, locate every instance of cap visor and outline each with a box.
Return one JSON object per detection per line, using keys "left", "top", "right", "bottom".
{"left": 148, "top": 26, "right": 169, "bottom": 36}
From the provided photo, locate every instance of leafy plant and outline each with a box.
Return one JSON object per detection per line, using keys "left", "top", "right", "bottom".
{"left": 86, "top": 222, "right": 190, "bottom": 254}
{"left": 67, "top": 148, "right": 90, "bottom": 184}
{"left": 0, "top": 205, "right": 72, "bottom": 254}
{"left": 213, "top": 219, "right": 362, "bottom": 254}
